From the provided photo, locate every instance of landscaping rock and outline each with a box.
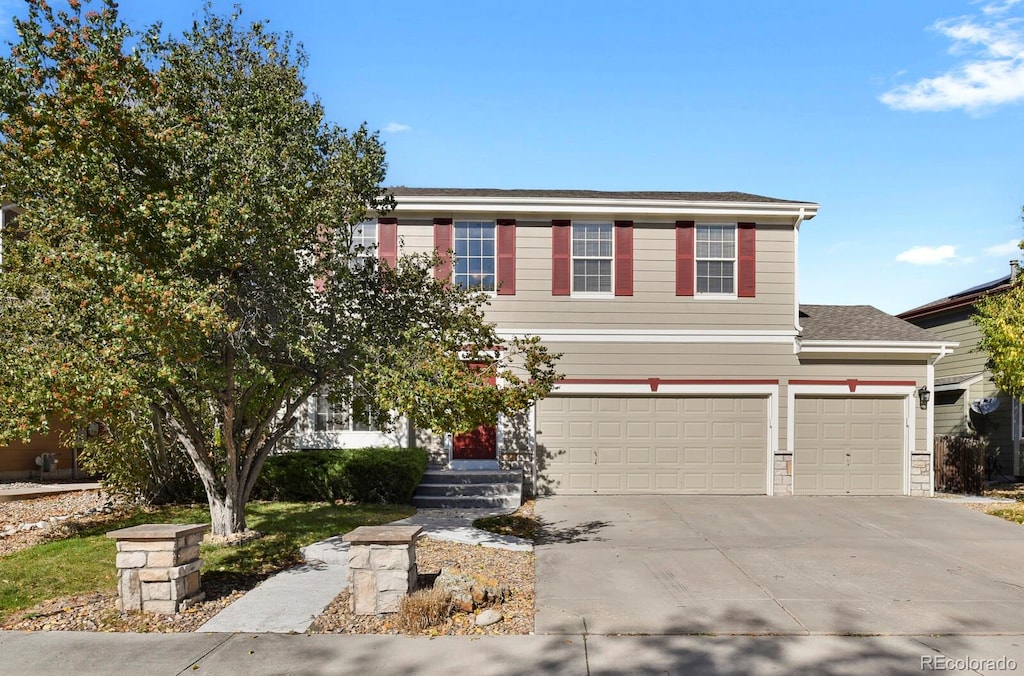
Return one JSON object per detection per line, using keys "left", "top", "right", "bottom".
{"left": 434, "top": 568, "right": 511, "bottom": 612}
{"left": 475, "top": 609, "right": 503, "bottom": 627}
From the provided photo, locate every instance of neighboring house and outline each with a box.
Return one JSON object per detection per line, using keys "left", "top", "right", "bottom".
{"left": 0, "top": 204, "right": 79, "bottom": 480}
{"left": 898, "top": 263, "right": 1022, "bottom": 481}
{"left": 296, "top": 187, "right": 954, "bottom": 498}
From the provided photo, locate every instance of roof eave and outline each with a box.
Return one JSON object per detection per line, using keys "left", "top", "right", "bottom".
{"left": 386, "top": 195, "right": 819, "bottom": 220}
{"left": 934, "top": 373, "right": 985, "bottom": 392}
{"left": 898, "top": 285, "right": 1010, "bottom": 320}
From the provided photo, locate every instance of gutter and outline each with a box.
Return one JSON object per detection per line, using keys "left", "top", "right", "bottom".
{"left": 800, "top": 340, "right": 958, "bottom": 355}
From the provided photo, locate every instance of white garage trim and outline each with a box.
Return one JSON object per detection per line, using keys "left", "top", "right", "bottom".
{"left": 787, "top": 384, "right": 916, "bottom": 496}
{"left": 545, "top": 382, "right": 780, "bottom": 495}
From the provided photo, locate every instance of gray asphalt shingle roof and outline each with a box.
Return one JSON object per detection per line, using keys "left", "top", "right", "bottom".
{"left": 935, "top": 373, "right": 983, "bottom": 388}
{"left": 388, "top": 187, "right": 815, "bottom": 204}
{"left": 799, "top": 304, "right": 945, "bottom": 343}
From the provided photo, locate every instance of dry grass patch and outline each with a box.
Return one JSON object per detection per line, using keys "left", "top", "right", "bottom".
{"left": 395, "top": 587, "right": 454, "bottom": 632}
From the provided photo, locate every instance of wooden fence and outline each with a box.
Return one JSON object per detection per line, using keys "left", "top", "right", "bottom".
{"left": 933, "top": 435, "right": 986, "bottom": 495}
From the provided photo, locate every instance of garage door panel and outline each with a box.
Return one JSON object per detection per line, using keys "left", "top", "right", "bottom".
{"left": 628, "top": 447, "right": 652, "bottom": 463}
{"left": 684, "top": 421, "right": 709, "bottom": 439}
{"left": 627, "top": 474, "right": 651, "bottom": 490}
{"left": 537, "top": 395, "right": 768, "bottom": 495}
{"left": 793, "top": 396, "right": 905, "bottom": 496}
{"left": 655, "top": 421, "right": 678, "bottom": 438}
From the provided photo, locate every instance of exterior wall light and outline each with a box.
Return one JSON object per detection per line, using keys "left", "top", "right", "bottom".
{"left": 918, "top": 386, "right": 931, "bottom": 409}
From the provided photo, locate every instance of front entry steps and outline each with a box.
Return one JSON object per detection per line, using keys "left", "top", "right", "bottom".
{"left": 412, "top": 468, "right": 523, "bottom": 510}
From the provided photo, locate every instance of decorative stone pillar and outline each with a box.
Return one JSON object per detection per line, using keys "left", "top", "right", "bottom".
{"left": 342, "top": 525, "right": 422, "bottom": 615}
{"left": 106, "top": 523, "right": 208, "bottom": 614}
{"left": 774, "top": 454, "right": 793, "bottom": 496}
{"left": 910, "top": 454, "right": 931, "bottom": 496}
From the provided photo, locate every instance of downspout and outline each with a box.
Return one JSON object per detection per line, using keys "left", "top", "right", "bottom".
{"left": 792, "top": 208, "right": 806, "bottom": 354}
{"left": 927, "top": 345, "right": 949, "bottom": 497}
{"left": 1008, "top": 260, "right": 1020, "bottom": 475}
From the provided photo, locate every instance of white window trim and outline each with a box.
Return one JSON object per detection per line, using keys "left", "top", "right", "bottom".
{"left": 695, "top": 223, "right": 738, "bottom": 299}
{"left": 311, "top": 384, "right": 379, "bottom": 434}
{"left": 453, "top": 219, "right": 498, "bottom": 296}
{"left": 570, "top": 221, "right": 615, "bottom": 298}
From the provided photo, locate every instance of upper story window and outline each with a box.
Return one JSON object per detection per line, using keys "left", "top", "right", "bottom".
{"left": 696, "top": 224, "right": 736, "bottom": 295}
{"left": 572, "top": 222, "right": 613, "bottom": 294}
{"left": 453, "top": 221, "right": 495, "bottom": 292}
{"left": 352, "top": 220, "right": 377, "bottom": 254}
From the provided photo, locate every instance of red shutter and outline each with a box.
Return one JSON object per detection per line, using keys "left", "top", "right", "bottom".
{"left": 378, "top": 218, "right": 398, "bottom": 268}
{"left": 433, "top": 218, "right": 453, "bottom": 282}
{"left": 675, "top": 221, "right": 695, "bottom": 296}
{"left": 737, "top": 222, "right": 756, "bottom": 298}
{"left": 496, "top": 219, "right": 516, "bottom": 296}
{"left": 614, "top": 220, "right": 633, "bottom": 296}
{"left": 551, "top": 220, "right": 571, "bottom": 296}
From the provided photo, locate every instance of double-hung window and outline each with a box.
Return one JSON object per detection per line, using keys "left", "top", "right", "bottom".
{"left": 453, "top": 221, "right": 496, "bottom": 292}
{"left": 572, "top": 222, "right": 613, "bottom": 294}
{"left": 696, "top": 224, "right": 736, "bottom": 295}
{"left": 313, "top": 389, "right": 378, "bottom": 432}
{"left": 352, "top": 220, "right": 377, "bottom": 255}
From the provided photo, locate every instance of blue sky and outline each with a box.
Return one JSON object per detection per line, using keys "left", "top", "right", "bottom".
{"left": 3, "top": 0, "right": 1024, "bottom": 314}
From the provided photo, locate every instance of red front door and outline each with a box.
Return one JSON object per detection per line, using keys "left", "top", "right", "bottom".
{"left": 452, "top": 424, "right": 497, "bottom": 460}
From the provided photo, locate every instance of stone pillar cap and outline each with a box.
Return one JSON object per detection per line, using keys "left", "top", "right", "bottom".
{"left": 342, "top": 525, "right": 422, "bottom": 545}
{"left": 106, "top": 523, "right": 210, "bottom": 540}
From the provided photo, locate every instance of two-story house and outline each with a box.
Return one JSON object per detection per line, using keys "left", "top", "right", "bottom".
{"left": 290, "top": 188, "right": 955, "bottom": 498}
{"left": 898, "top": 263, "right": 1022, "bottom": 481}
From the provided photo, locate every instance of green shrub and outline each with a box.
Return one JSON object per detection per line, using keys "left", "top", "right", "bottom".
{"left": 254, "top": 447, "right": 428, "bottom": 504}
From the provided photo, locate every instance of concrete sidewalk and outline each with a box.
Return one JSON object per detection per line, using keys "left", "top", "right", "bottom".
{"left": 4, "top": 630, "right": 1024, "bottom": 675}
{"left": 0, "top": 481, "right": 102, "bottom": 501}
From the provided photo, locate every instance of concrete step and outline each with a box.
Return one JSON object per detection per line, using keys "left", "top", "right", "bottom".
{"left": 414, "top": 482, "right": 521, "bottom": 498}
{"left": 418, "top": 469, "right": 523, "bottom": 485}
{"left": 411, "top": 494, "right": 522, "bottom": 510}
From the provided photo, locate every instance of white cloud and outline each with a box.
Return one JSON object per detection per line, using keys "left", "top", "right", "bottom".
{"left": 984, "top": 238, "right": 1023, "bottom": 255}
{"left": 880, "top": 6, "right": 1024, "bottom": 112}
{"left": 895, "top": 245, "right": 959, "bottom": 264}
{"left": 383, "top": 122, "right": 411, "bottom": 133}
{"left": 982, "top": 0, "right": 1023, "bottom": 16}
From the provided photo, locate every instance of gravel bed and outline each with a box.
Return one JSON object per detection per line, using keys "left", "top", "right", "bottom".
{"left": 309, "top": 536, "right": 535, "bottom": 635}
{"left": 0, "top": 489, "right": 122, "bottom": 557}
{"left": 1, "top": 493, "right": 536, "bottom": 635}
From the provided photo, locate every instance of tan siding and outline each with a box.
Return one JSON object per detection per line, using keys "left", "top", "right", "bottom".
{"left": 396, "top": 220, "right": 796, "bottom": 331}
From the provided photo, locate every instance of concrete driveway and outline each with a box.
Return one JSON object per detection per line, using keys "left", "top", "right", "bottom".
{"left": 535, "top": 496, "right": 1024, "bottom": 636}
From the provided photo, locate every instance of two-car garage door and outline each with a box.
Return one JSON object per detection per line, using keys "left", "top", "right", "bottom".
{"left": 536, "top": 396, "right": 768, "bottom": 494}
{"left": 536, "top": 393, "right": 910, "bottom": 496}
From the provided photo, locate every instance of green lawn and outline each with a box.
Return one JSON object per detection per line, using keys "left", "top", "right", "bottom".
{"left": 0, "top": 500, "right": 414, "bottom": 620}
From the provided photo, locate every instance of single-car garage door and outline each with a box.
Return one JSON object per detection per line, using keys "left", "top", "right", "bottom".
{"left": 793, "top": 396, "right": 906, "bottom": 496}
{"left": 536, "top": 396, "right": 768, "bottom": 494}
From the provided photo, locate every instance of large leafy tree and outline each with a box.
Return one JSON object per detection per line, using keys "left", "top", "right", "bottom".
{"left": 0, "top": 0, "right": 558, "bottom": 535}
{"left": 974, "top": 235, "right": 1024, "bottom": 400}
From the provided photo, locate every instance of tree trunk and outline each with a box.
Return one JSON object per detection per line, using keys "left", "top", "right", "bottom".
{"left": 208, "top": 488, "right": 246, "bottom": 536}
